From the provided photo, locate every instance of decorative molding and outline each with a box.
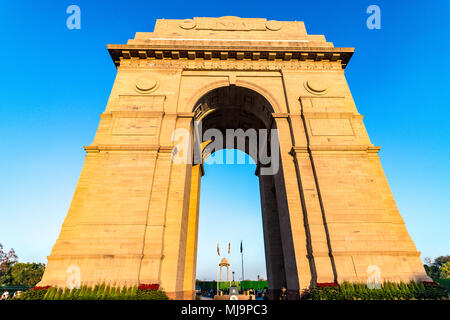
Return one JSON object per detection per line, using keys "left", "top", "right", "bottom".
{"left": 84, "top": 146, "right": 101, "bottom": 153}
{"left": 290, "top": 146, "right": 308, "bottom": 155}
{"left": 135, "top": 75, "right": 159, "bottom": 93}
{"left": 159, "top": 146, "right": 174, "bottom": 153}
{"left": 304, "top": 79, "right": 328, "bottom": 95}
{"left": 368, "top": 146, "right": 381, "bottom": 154}
{"left": 110, "top": 111, "right": 164, "bottom": 118}
{"left": 312, "top": 251, "right": 421, "bottom": 257}
{"left": 266, "top": 20, "right": 282, "bottom": 31}
{"left": 299, "top": 95, "right": 346, "bottom": 100}
{"left": 47, "top": 254, "right": 147, "bottom": 260}
{"left": 302, "top": 111, "right": 356, "bottom": 119}
{"left": 272, "top": 112, "right": 289, "bottom": 118}
{"left": 177, "top": 112, "right": 195, "bottom": 118}
{"left": 84, "top": 145, "right": 160, "bottom": 153}
{"left": 290, "top": 145, "right": 380, "bottom": 154}
{"left": 100, "top": 113, "right": 113, "bottom": 119}
{"left": 117, "top": 57, "right": 344, "bottom": 71}
{"left": 310, "top": 145, "right": 367, "bottom": 151}
{"left": 108, "top": 46, "right": 353, "bottom": 69}
{"left": 179, "top": 19, "right": 196, "bottom": 30}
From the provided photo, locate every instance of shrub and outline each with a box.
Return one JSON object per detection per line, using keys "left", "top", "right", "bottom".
{"left": 109, "top": 286, "right": 117, "bottom": 300}
{"left": 101, "top": 284, "right": 110, "bottom": 300}
{"left": 17, "top": 286, "right": 49, "bottom": 300}
{"left": 136, "top": 288, "right": 169, "bottom": 300}
{"left": 15, "top": 282, "right": 169, "bottom": 300}
{"left": 309, "top": 281, "right": 448, "bottom": 300}
{"left": 43, "top": 287, "right": 57, "bottom": 300}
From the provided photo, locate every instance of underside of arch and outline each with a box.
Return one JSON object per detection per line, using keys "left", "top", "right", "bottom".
{"left": 192, "top": 86, "right": 276, "bottom": 165}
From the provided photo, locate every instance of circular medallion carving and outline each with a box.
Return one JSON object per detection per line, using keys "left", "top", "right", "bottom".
{"left": 135, "top": 76, "right": 158, "bottom": 93}
{"left": 304, "top": 79, "right": 328, "bottom": 95}
{"left": 266, "top": 20, "right": 282, "bottom": 31}
{"left": 179, "top": 19, "right": 196, "bottom": 30}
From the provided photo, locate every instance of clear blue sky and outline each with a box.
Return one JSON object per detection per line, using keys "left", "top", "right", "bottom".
{"left": 197, "top": 150, "right": 265, "bottom": 281}
{"left": 0, "top": 1, "right": 449, "bottom": 281}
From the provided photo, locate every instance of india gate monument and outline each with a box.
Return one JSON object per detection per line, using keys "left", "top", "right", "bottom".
{"left": 39, "top": 17, "right": 429, "bottom": 299}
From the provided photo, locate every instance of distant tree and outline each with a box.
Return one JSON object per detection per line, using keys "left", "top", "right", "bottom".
{"left": 440, "top": 262, "right": 450, "bottom": 279}
{"left": 424, "top": 255, "right": 450, "bottom": 279}
{"left": 10, "top": 263, "right": 45, "bottom": 286}
{"left": 0, "top": 243, "right": 18, "bottom": 285}
{"left": 1, "top": 243, "right": 46, "bottom": 286}
{"left": 424, "top": 257, "right": 433, "bottom": 266}
{"left": 434, "top": 256, "right": 450, "bottom": 267}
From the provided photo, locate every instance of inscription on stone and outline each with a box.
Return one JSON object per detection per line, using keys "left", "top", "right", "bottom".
{"left": 195, "top": 17, "right": 267, "bottom": 31}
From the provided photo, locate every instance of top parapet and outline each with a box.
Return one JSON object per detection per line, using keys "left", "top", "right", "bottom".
{"left": 131, "top": 17, "right": 330, "bottom": 45}
{"left": 107, "top": 17, "right": 354, "bottom": 68}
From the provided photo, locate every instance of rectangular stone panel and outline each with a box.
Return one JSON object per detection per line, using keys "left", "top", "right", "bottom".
{"left": 310, "top": 97, "right": 346, "bottom": 113}
{"left": 116, "top": 95, "right": 165, "bottom": 112}
{"left": 112, "top": 117, "right": 158, "bottom": 136}
{"left": 309, "top": 118, "right": 354, "bottom": 136}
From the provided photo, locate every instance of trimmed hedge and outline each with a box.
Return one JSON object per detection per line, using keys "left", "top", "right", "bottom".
{"left": 17, "top": 286, "right": 49, "bottom": 300}
{"left": 16, "top": 284, "right": 169, "bottom": 300}
{"left": 16, "top": 281, "right": 447, "bottom": 300}
{"left": 309, "top": 281, "right": 448, "bottom": 300}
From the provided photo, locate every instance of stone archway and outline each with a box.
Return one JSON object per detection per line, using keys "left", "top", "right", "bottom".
{"left": 39, "top": 16, "right": 430, "bottom": 300}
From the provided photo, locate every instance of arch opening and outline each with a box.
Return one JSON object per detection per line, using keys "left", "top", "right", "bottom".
{"left": 185, "top": 85, "right": 300, "bottom": 300}
{"left": 192, "top": 86, "right": 278, "bottom": 171}
{"left": 195, "top": 149, "right": 266, "bottom": 287}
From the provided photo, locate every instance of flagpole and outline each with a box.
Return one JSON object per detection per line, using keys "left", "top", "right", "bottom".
{"left": 241, "top": 251, "right": 244, "bottom": 281}
{"left": 228, "top": 242, "right": 231, "bottom": 288}
{"left": 217, "top": 255, "right": 219, "bottom": 296}
{"left": 217, "top": 242, "right": 219, "bottom": 296}
{"left": 241, "top": 240, "right": 244, "bottom": 282}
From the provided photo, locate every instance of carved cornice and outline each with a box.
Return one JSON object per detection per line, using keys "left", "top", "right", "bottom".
{"left": 177, "top": 112, "right": 195, "bottom": 118}
{"left": 309, "top": 145, "right": 369, "bottom": 151}
{"left": 311, "top": 251, "right": 421, "bottom": 258}
{"left": 83, "top": 145, "right": 179, "bottom": 156}
{"left": 116, "top": 57, "right": 345, "bottom": 71}
{"left": 272, "top": 112, "right": 289, "bottom": 118}
{"left": 84, "top": 145, "right": 161, "bottom": 153}
{"left": 302, "top": 111, "right": 358, "bottom": 119}
{"left": 101, "top": 111, "right": 194, "bottom": 119}
{"left": 158, "top": 146, "right": 174, "bottom": 153}
{"left": 108, "top": 110, "right": 164, "bottom": 118}
{"left": 290, "top": 146, "right": 308, "bottom": 155}
{"left": 108, "top": 45, "right": 353, "bottom": 69}
{"left": 47, "top": 254, "right": 147, "bottom": 260}
{"left": 368, "top": 146, "right": 381, "bottom": 154}
{"left": 290, "top": 145, "right": 381, "bottom": 155}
